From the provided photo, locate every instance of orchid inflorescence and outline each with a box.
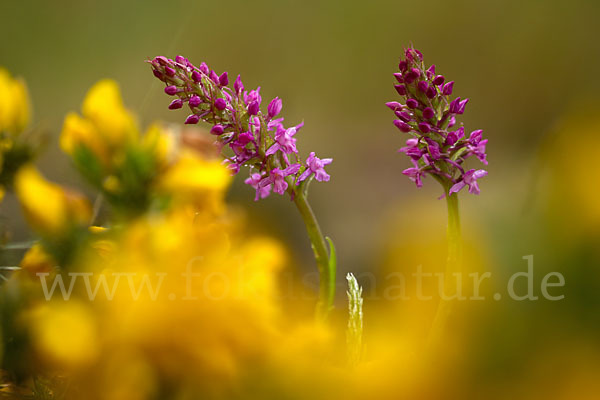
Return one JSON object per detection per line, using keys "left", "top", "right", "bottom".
{"left": 149, "top": 55, "right": 332, "bottom": 201}
{"left": 386, "top": 47, "right": 488, "bottom": 196}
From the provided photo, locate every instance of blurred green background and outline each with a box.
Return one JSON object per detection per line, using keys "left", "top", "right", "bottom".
{"left": 1, "top": 0, "right": 600, "bottom": 396}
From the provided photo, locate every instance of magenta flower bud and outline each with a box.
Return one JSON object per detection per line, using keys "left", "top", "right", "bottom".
{"left": 398, "top": 60, "right": 408, "bottom": 71}
{"left": 458, "top": 98, "right": 469, "bottom": 114}
{"left": 406, "top": 98, "right": 419, "bottom": 109}
{"left": 164, "top": 67, "right": 175, "bottom": 77}
{"left": 234, "top": 75, "right": 244, "bottom": 94}
{"left": 395, "top": 110, "right": 412, "bottom": 122}
{"left": 385, "top": 101, "right": 402, "bottom": 111}
{"left": 426, "top": 87, "right": 437, "bottom": 99}
{"left": 433, "top": 75, "right": 445, "bottom": 85}
{"left": 168, "top": 99, "right": 183, "bottom": 109}
{"left": 175, "top": 55, "right": 186, "bottom": 64}
{"left": 404, "top": 68, "right": 420, "bottom": 84}
{"left": 152, "top": 69, "right": 163, "bottom": 79}
{"left": 427, "top": 64, "right": 436, "bottom": 78}
{"left": 267, "top": 97, "right": 283, "bottom": 118}
{"left": 449, "top": 97, "right": 461, "bottom": 113}
{"left": 418, "top": 122, "right": 431, "bottom": 133}
{"left": 199, "top": 62, "right": 209, "bottom": 74}
{"left": 448, "top": 116, "right": 456, "bottom": 128}
{"left": 154, "top": 56, "right": 168, "bottom": 66}
{"left": 446, "top": 131, "right": 459, "bottom": 146}
{"left": 442, "top": 81, "right": 454, "bottom": 95}
{"left": 210, "top": 124, "right": 224, "bottom": 135}
{"left": 191, "top": 70, "right": 202, "bottom": 83}
{"left": 247, "top": 100, "right": 260, "bottom": 116}
{"left": 214, "top": 98, "right": 227, "bottom": 110}
{"left": 394, "top": 84, "right": 407, "bottom": 96}
{"left": 393, "top": 73, "right": 404, "bottom": 83}
{"left": 189, "top": 95, "right": 201, "bottom": 107}
{"left": 164, "top": 85, "right": 178, "bottom": 95}
{"left": 219, "top": 72, "right": 229, "bottom": 86}
{"left": 417, "top": 81, "right": 429, "bottom": 93}
{"left": 185, "top": 114, "right": 200, "bottom": 124}
{"left": 393, "top": 120, "right": 411, "bottom": 133}
{"left": 209, "top": 70, "right": 220, "bottom": 84}
{"left": 469, "top": 129, "right": 483, "bottom": 143}
{"left": 423, "top": 107, "right": 435, "bottom": 119}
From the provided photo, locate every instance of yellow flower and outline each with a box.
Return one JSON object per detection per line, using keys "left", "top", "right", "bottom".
{"left": 60, "top": 111, "right": 109, "bottom": 164}
{"left": 19, "top": 243, "right": 56, "bottom": 277}
{"left": 14, "top": 165, "right": 91, "bottom": 236}
{"left": 81, "top": 79, "right": 137, "bottom": 146}
{"left": 157, "top": 150, "right": 232, "bottom": 214}
{"left": 60, "top": 80, "right": 136, "bottom": 164}
{"left": 29, "top": 301, "right": 99, "bottom": 367}
{"left": 0, "top": 68, "right": 30, "bottom": 135}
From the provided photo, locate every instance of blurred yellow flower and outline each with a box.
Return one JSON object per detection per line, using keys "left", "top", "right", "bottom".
{"left": 14, "top": 164, "right": 91, "bottom": 236}
{"left": 81, "top": 79, "right": 137, "bottom": 146}
{"left": 0, "top": 68, "right": 30, "bottom": 135}
{"left": 29, "top": 301, "right": 99, "bottom": 367}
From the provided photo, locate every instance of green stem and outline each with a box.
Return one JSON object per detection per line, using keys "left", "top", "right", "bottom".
{"left": 427, "top": 188, "right": 462, "bottom": 349}
{"left": 293, "top": 191, "right": 334, "bottom": 319}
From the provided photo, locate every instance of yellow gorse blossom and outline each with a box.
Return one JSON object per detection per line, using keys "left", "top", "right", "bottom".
{"left": 60, "top": 79, "right": 136, "bottom": 165}
{"left": 0, "top": 68, "right": 30, "bottom": 135}
{"left": 14, "top": 164, "right": 91, "bottom": 236}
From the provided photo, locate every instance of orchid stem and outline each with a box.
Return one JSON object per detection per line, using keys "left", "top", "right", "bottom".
{"left": 427, "top": 188, "right": 462, "bottom": 350}
{"left": 293, "top": 192, "right": 334, "bottom": 320}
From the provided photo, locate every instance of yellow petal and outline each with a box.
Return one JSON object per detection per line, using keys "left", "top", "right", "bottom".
{"left": 81, "top": 79, "right": 137, "bottom": 146}
{"left": 0, "top": 68, "right": 30, "bottom": 135}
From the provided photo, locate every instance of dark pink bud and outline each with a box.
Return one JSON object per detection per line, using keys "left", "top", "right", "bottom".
{"left": 219, "top": 72, "right": 229, "bottom": 86}
{"left": 417, "top": 81, "right": 429, "bottom": 93}
{"left": 209, "top": 70, "right": 219, "bottom": 84}
{"left": 214, "top": 98, "right": 227, "bottom": 110}
{"left": 418, "top": 122, "right": 431, "bottom": 133}
{"left": 395, "top": 85, "right": 407, "bottom": 96}
{"left": 234, "top": 75, "right": 244, "bottom": 94}
{"left": 423, "top": 107, "right": 435, "bottom": 119}
{"left": 189, "top": 95, "right": 201, "bottom": 107}
{"left": 164, "top": 67, "right": 176, "bottom": 77}
{"left": 426, "top": 87, "right": 437, "bottom": 99}
{"left": 199, "top": 62, "right": 209, "bottom": 74}
{"left": 152, "top": 69, "right": 163, "bottom": 79}
{"left": 185, "top": 114, "right": 200, "bottom": 124}
{"left": 267, "top": 97, "right": 283, "bottom": 118}
{"left": 458, "top": 98, "right": 469, "bottom": 114}
{"left": 164, "top": 85, "right": 178, "bottom": 95}
{"left": 175, "top": 55, "right": 186, "bottom": 64}
{"left": 443, "top": 81, "right": 454, "bottom": 96}
{"left": 449, "top": 97, "right": 461, "bottom": 113}
{"left": 385, "top": 101, "right": 402, "bottom": 111}
{"left": 433, "top": 75, "right": 445, "bottom": 85}
{"left": 168, "top": 99, "right": 183, "bottom": 109}
{"left": 405, "top": 68, "right": 420, "bottom": 84}
{"left": 210, "top": 124, "right": 224, "bottom": 135}
{"left": 446, "top": 131, "right": 459, "bottom": 146}
{"left": 154, "top": 56, "right": 169, "bottom": 66}
{"left": 393, "top": 120, "right": 411, "bottom": 133}
{"left": 393, "top": 73, "right": 404, "bottom": 83}
{"left": 191, "top": 70, "right": 202, "bottom": 83}
{"left": 398, "top": 60, "right": 408, "bottom": 71}
{"left": 427, "top": 64, "right": 436, "bottom": 78}
{"left": 406, "top": 98, "right": 419, "bottom": 109}
{"left": 247, "top": 100, "right": 260, "bottom": 116}
{"left": 469, "top": 129, "right": 483, "bottom": 144}
{"left": 395, "top": 110, "right": 411, "bottom": 122}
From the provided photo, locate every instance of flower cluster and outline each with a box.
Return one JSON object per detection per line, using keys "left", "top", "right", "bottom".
{"left": 386, "top": 48, "right": 488, "bottom": 195}
{"left": 149, "top": 56, "right": 332, "bottom": 201}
